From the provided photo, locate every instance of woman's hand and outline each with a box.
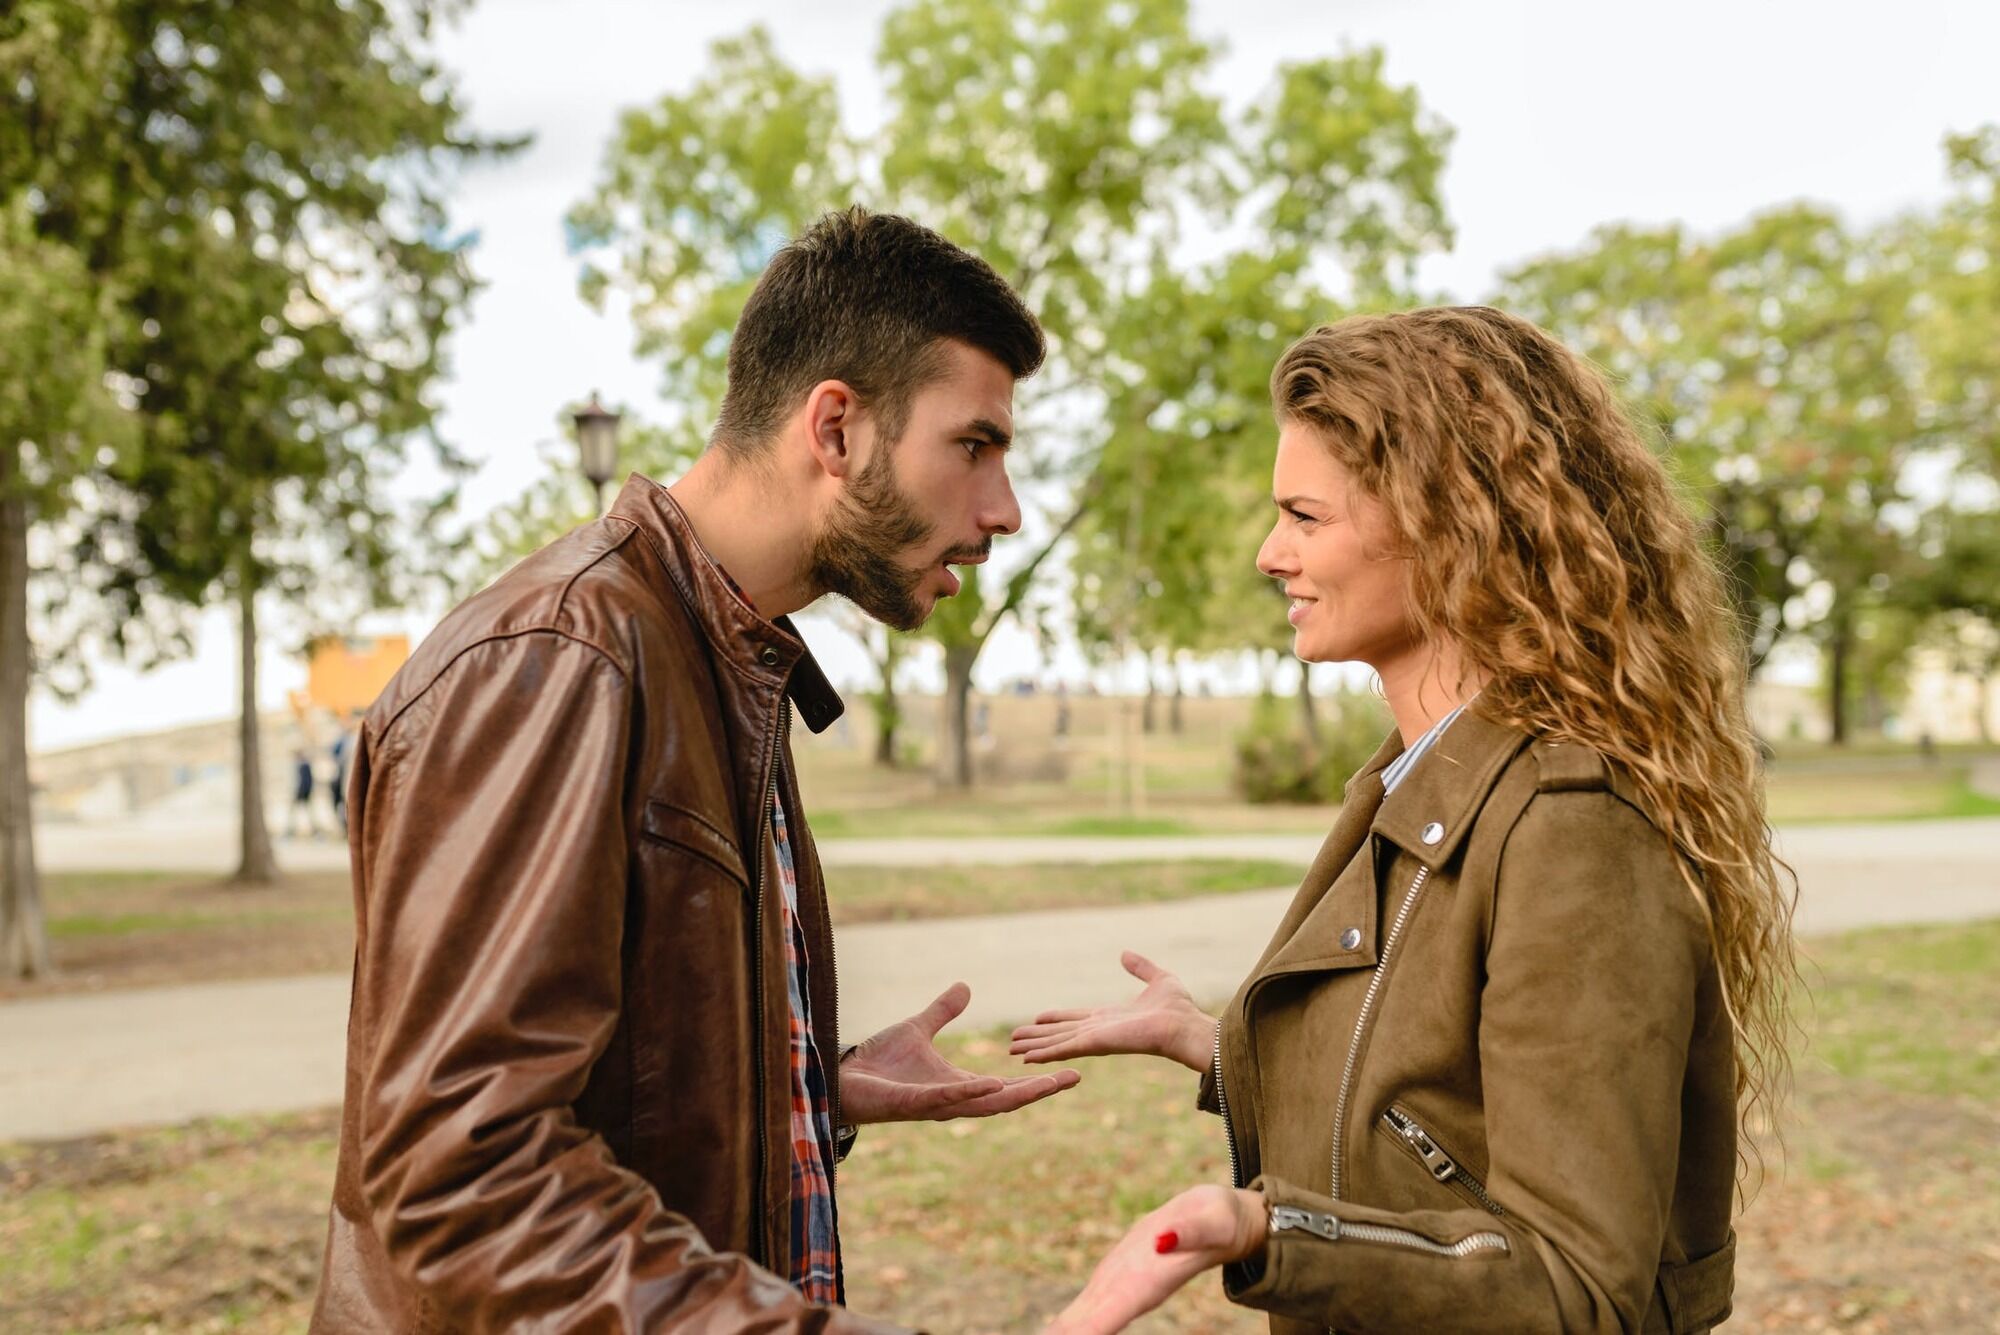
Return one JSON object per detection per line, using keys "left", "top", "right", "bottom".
{"left": 1009, "top": 951, "right": 1215, "bottom": 1073}
{"left": 1045, "top": 1185, "right": 1267, "bottom": 1335}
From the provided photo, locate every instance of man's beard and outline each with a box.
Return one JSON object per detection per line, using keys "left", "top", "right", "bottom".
{"left": 807, "top": 447, "right": 944, "bottom": 632}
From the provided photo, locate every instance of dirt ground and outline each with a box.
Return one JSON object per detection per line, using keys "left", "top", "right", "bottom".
{"left": 2, "top": 1069, "right": 1993, "bottom": 1333}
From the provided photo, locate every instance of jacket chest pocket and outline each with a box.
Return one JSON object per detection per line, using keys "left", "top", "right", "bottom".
{"left": 640, "top": 799, "right": 751, "bottom": 894}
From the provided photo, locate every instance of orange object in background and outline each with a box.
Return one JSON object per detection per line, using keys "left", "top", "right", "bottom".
{"left": 305, "top": 635, "right": 410, "bottom": 718}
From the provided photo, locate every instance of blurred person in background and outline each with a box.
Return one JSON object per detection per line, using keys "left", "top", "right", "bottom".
{"left": 1026, "top": 307, "right": 1796, "bottom": 1335}
{"left": 287, "top": 748, "right": 320, "bottom": 840}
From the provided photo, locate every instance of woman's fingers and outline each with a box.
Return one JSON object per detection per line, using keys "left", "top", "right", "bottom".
{"left": 1011, "top": 1015, "right": 1096, "bottom": 1040}
{"left": 1025, "top": 1007, "right": 1096, "bottom": 1026}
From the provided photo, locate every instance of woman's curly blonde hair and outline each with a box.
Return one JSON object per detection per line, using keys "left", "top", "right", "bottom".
{"left": 1271, "top": 305, "right": 1798, "bottom": 1171}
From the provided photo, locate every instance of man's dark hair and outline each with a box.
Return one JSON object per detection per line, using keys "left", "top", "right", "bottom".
{"left": 711, "top": 207, "right": 1046, "bottom": 455}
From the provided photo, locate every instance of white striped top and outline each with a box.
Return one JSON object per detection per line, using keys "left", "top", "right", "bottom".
{"left": 1381, "top": 701, "right": 1472, "bottom": 794}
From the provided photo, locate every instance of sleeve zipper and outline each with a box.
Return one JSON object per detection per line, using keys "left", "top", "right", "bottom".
{"left": 1269, "top": 1205, "right": 1509, "bottom": 1258}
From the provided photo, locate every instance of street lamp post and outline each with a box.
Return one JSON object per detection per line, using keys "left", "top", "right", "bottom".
{"left": 572, "top": 391, "right": 623, "bottom": 514}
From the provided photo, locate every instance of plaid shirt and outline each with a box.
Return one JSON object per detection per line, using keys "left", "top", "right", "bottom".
{"left": 770, "top": 787, "right": 843, "bottom": 1302}
{"left": 710, "top": 562, "right": 842, "bottom": 1303}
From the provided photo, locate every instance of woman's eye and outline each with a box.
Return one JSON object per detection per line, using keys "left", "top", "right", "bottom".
{"left": 1288, "top": 508, "right": 1317, "bottom": 525}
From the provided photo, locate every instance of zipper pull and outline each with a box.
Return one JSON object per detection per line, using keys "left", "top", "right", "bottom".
{"left": 1268, "top": 1205, "right": 1342, "bottom": 1242}
{"left": 1389, "top": 1111, "right": 1460, "bottom": 1183}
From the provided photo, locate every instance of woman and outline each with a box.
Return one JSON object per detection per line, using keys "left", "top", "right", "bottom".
{"left": 1029, "top": 307, "right": 1795, "bottom": 1334}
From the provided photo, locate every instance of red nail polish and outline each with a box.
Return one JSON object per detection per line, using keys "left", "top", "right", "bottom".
{"left": 1154, "top": 1230, "right": 1179, "bottom": 1254}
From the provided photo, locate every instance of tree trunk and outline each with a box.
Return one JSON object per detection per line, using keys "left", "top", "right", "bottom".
{"left": 1980, "top": 669, "right": 1995, "bottom": 746}
{"left": 1296, "top": 661, "right": 1322, "bottom": 744}
{"left": 870, "top": 634, "right": 902, "bottom": 768}
{"left": 1826, "top": 617, "right": 1851, "bottom": 747}
{"left": 941, "top": 642, "right": 977, "bottom": 789}
{"left": 1170, "top": 664, "right": 1185, "bottom": 735}
{"left": 1142, "top": 669, "right": 1157, "bottom": 734}
{"left": 235, "top": 574, "right": 279, "bottom": 883}
{"left": 0, "top": 452, "right": 50, "bottom": 980}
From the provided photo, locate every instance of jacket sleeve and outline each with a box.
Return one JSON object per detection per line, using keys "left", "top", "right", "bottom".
{"left": 1226, "top": 788, "right": 1710, "bottom": 1333}
{"left": 351, "top": 632, "right": 907, "bottom": 1334}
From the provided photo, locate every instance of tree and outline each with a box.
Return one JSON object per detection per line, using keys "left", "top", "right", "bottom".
{"left": 1914, "top": 126, "right": 2000, "bottom": 479}
{"left": 566, "top": 5, "right": 1450, "bottom": 786}
{"left": 7, "top": 0, "right": 502, "bottom": 901}
{"left": 1501, "top": 204, "right": 1939, "bottom": 743}
{"left": 0, "top": 197, "right": 135, "bottom": 977}
{"left": 1905, "top": 506, "right": 2000, "bottom": 741}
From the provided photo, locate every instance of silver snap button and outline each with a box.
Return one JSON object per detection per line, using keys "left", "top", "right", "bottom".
{"left": 1421, "top": 821, "right": 1445, "bottom": 845}
{"left": 1339, "top": 927, "right": 1362, "bottom": 951}
{"left": 759, "top": 646, "right": 780, "bottom": 667}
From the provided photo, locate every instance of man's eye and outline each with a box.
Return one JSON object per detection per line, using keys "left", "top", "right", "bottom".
{"left": 962, "top": 440, "right": 983, "bottom": 461}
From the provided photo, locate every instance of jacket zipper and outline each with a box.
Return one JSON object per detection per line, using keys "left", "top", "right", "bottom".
{"left": 1330, "top": 863, "right": 1430, "bottom": 1202}
{"left": 748, "top": 699, "right": 787, "bottom": 1263}
{"left": 1271, "top": 1204, "right": 1507, "bottom": 1259}
{"left": 1213, "top": 1018, "right": 1242, "bottom": 1188}
{"left": 1380, "top": 1105, "right": 1504, "bottom": 1216}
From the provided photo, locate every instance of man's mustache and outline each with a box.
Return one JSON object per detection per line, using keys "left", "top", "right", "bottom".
{"left": 940, "top": 539, "right": 993, "bottom": 564}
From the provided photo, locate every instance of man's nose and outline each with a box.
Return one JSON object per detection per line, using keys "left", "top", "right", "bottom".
{"left": 983, "top": 467, "right": 1023, "bottom": 537}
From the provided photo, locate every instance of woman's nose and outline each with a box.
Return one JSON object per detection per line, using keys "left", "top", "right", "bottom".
{"left": 1256, "top": 521, "right": 1292, "bottom": 578}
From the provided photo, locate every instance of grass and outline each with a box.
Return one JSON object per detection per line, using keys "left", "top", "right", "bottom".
{"left": 4, "top": 919, "right": 1996, "bottom": 1332}
{"left": 826, "top": 859, "right": 1298, "bottom": 923}
{"left": 1798, "top": 917, "right": 2000, "bottom": 1102}
{"left": 791, "top": 696, "right": 2000, "bottom": 837}
{"left": 0, "top": 873, "right": 356, "bottom": 1000}
{"left": 12, "top": 860, "right": 1305, "bottom": 996}
{"left": 1766, "top": 769, "right": 2000, "bottom": 824}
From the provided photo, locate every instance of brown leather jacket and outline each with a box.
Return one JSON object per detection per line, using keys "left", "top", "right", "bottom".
{"left": 310, "top": 476, "right": 909, "bottom": 1333}
{"left": 1202, "top": 709, "right": 1739, "bottom": 1334}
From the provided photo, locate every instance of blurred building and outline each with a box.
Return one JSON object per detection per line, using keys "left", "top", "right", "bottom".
{"left": 33, "top": 635, "right": 409, "bottom": 824}
{"left": 306, "top": 634, "right": 409, "bottom": 718}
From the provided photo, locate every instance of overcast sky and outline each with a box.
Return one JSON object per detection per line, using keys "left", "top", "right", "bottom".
{"left": 39, "top": 0, "right": 2000, "bottom": 751}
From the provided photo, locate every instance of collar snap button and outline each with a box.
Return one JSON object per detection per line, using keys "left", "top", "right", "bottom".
{"left": 1421, "top": 821, "right": 1445, "bottom": 845}
{"left": 759, "top": 646, "right": 780, "bottom": 667}
{"left": 1339, "top": 927, "right": 1362, "bottom": 951}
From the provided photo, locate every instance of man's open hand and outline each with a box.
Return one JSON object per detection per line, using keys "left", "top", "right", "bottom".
{"left": 840, "top": 982, "right": 1082, "bottom": 1125}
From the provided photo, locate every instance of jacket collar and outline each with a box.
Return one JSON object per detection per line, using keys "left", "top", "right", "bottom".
{"left": 1370, "top": 705, "right": 1534, "bottom": 870}
{"left": 605, "top": 473, "right": 846, "bottom": 735}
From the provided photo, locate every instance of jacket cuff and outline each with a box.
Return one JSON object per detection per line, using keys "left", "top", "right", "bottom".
{"left": 836, "top": 1044, "right": 860, "bottom": 1163}
{"left": 1195, "top": 1060, "right": 1222, "bottom": 1116}
{"left": 1194, "top": 1017, "right": 1223, "bottom": 1116}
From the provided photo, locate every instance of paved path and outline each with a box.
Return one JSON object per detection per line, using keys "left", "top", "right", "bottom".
{"left": 38, "top": 815, "right": 2000, "bottom": 874}
{"left": 32, "top": 818, "right": 1329, "bottom": 875}
{"left": 5, "top": 818, "right": 1997, "bottom": 1142}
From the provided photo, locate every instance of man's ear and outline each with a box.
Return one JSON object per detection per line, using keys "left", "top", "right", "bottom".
{"left": 802, "top": 379, "right": 861, "bottom": 480}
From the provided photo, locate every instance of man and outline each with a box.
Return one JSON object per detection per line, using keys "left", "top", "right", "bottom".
{"left": 311, "top": 207, "right": 1079, "bottom": 1332}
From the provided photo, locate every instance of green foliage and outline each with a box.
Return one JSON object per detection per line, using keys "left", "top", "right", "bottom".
{"left": 5, "top": 0, "right": 507, "bottom": 663}
{"left": 1068, "top": 50, "right": 1454, "bottom": 665}
{"left": 1494, "top": 137, "right": 2000, "bottom": 741}
{"left": 0, "top": 199, "right": 134, "bottom": 517}
{"left": 1232, "top": 688, "right": 1390, "bottom": 804}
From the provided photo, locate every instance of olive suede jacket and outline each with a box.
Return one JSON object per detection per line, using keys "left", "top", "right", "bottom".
{"left": 1201, "top": 710, "right": 1739, "bottom": 1334}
